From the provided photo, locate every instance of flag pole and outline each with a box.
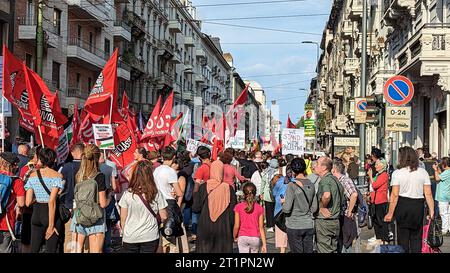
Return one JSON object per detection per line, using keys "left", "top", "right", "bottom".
{"left": 1, "top": 88, "right": 4, "bottom": 152}
{"left": 109, "top": 94, "right": 113, "bottom": 125}
{"left": 38, "top": 126, "right": 45, "bottom": 148}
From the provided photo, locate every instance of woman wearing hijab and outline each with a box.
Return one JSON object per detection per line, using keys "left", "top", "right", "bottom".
{"left": 192, "top": 160, "right": 237, "bottom": 253}
{"left": 260, "top": 159, "right": 280, "bottom": 232}
{"left": 367, "top": 158, "right": 390, "bottom": 245}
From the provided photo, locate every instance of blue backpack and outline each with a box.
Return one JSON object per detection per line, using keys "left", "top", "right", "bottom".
{"left": 0, "top": 174, "right": 14, "bottom": 218}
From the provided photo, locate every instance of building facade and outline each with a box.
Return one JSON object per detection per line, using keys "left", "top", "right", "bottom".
{"left": 7, "top": 0, "right": 237, "bottom": 140}
{"left": 311, "top": 0, "right": 450, "bottom": 158}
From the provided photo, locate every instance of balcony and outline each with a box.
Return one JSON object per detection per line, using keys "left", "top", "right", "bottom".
{"left": 67, "top": 37, "right": 107, "bottom": 70}
{"left": 157, "top": 40, "right": 174, "bottom": 60}
{"left": 344, "top": 58, "right": 358, "bottom": 75}
{"left": 125, "top": 10, "right": 146, "bottom": 38}
{"left": 348, "top": 0, "right": 363, "bottom": 21}
{"left": 383, "top": 0, "right": 415, "bottom": 26}
{"left": 155, "top": 73, "right": 174, "bottom": 90}
{"left": 117, "top": 60, "right": 131, "bottom": 81}
{"left": 183, "top": 63, "right": 194, "bottom": 74}
{"left": 18, "top": 17, "right": 61, "bottom": 48}
{"left": 184, "top": 36, "right": 195, "bottom": 47}
{"left": 196, "top": 49, "right": 206, "bottom": 58}
{"left": 341, "top": 20, "right": 353, "bottom": 38}
{"left": 128, "top": 56, "right": 145, "bottom": 79}
{"left": 67, "top": 87, "right": 89, "bottom": 100}
{"left": 170, "top": 49, "right": 182, "bottom": 64}
{"left": 195, "top": 74, "right": 205, "bottom": 83}
{"left": 168, "top": 20, "right": 182, "bottom": 33}
{"left": 113, "top": 20, "right": 131, "bottom": 42}
{"left": 183, "top": 91, "right": 194, "bottom": 102}
{"left": 67, "top": 0, "right": 108, "bottom": 27}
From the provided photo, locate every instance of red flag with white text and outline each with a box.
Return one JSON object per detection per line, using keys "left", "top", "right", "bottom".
{"left": 152, "top": 91, "right": 174, "bottom": 138}
{"left": 226, "top": 84, "right": 249, "bottom": 139}
{"left": 2, "top": 45, "right": 35, "bottom": 132}
{"left": 141, "top": 95, "right": 162, "bottom": 140}
{"left": 110, "top": 120, "right": 138, "bottom": 169}
{"left": 83, "top": 49, "right": 118, "bottom": 123}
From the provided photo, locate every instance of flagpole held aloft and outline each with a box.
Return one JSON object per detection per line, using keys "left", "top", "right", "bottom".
{"left": 38, "top": 126, "right": 45, "bottom": 148}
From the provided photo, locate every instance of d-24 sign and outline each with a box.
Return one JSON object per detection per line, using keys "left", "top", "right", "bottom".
{"left": 385, "top": 106, "right": 411, "bottom": 132}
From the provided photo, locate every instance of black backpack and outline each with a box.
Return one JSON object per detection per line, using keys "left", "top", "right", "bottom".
{"left": 183, "top": 162, "right": 200, "bottom": 202}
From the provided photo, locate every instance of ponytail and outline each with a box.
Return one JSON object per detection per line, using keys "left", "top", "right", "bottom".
{"left": 242, "top": 182, "right": 257, "bottom": 214}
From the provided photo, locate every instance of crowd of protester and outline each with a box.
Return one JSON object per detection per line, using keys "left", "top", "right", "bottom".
{"left": 0, "top": 139, "right": 446, "bottom": 253}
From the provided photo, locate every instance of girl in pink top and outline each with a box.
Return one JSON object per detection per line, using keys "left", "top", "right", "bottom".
{"left": 233, "top": 183, "right": 267, "bottom": 253}
{"left": 220, "top": 152, "right": 248, "bottom": 189}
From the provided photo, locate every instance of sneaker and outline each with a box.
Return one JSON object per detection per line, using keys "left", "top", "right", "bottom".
{"left": 388, "top": 232, "right": 394, "bottom": 241}
{"left": 267, "top": 227, "right": 274, "bottom": 232}
{"left": 368, "top": 236, "right": 377, "bottom": 243}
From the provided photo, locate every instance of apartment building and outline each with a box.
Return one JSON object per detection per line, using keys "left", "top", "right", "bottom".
{"left": 311, "top": 0, "right": 450, "bottom": 157}
{"left": 7, "top": 0, "right": 237, "bottom": 140}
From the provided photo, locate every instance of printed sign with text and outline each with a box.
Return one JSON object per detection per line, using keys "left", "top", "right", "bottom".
{"left": 281, "top": 128, "right": 305, "bottom": 156}
{"left": 93, "top": 124, "right": 115, "bottom": 149}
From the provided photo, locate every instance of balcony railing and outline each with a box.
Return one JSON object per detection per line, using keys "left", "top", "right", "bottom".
{"left": 114, "top": 20, "right": 131, "bottom": 32}
{"left": 67, "top": 37, "right": 108, "bottom": 60}
{"left": 118, "top": 60, "right": 131, "bottom": 71}
{"left": 18, "top": 16, "right": 35, "bottom": 25}
{"left": 67, "top": 87, "right": 89, "bottom": 99}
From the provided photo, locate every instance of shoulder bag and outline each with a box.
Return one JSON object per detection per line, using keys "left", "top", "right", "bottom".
{"left": 274, "top": 180, "right": 314, "bottom": 233}
{"left": 137, "top": 194, "right": 162, "bottom": 227}
{"left": 36, "top": 170, "right": 71, "bottom": 224}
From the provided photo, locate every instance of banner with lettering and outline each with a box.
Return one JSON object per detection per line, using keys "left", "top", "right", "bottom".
{"left": 281, "top": 128, "right": 305, "bottom": 156}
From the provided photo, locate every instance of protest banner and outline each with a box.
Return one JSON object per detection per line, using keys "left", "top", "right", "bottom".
{"left": 93, "top": 124, "right": 114, "bottom": 149}
{"left": 281, "top": 128, "right": 305, "bottom": 156}
{"left": 225, "top": 129, "right": 245, "bottom": 149}
{"left": 186, "top": 138, "right": 212, "bottom": 153}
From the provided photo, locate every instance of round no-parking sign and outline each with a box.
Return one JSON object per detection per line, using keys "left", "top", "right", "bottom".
{"left": 383, "top": 75, "right": 414, "bottom": 106}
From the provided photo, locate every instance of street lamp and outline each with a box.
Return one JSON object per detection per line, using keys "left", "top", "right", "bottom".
{"left": 302, "top": 41, "right": 320, "bottom": 157}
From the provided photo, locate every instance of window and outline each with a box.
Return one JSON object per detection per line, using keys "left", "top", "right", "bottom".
{"left": 104, "top": 38, "right": 110, "bottom": 59}
{"left": 53, "top": 8, "right": 61, "bottom": 35}
{"left": 89, "top": 32, "right": 93, "bottom": 51}
{"left": 52, "top": 62, "right": 60, "bottom": 89}
{"left": 77, "top": 25, "right": 82, "bottom": 40}
{"left": 76, "top": 73, "right": 81, "bottom": 89}
{"left": 88, "top": 77, "right": 92, "bottom": 91}
{"left": 27, "top": 0, "right": 34, "bottom": 24}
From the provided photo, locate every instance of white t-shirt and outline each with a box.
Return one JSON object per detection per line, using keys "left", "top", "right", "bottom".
{"left": 119, "top": 191, "right": 168, "bottom": 243}
{"left": 153, "top": 165, "right": 179, "bottom": 200}
{"left": 391, "top": 167, "right": 431, "bottom": 199}
{"left": 251, "top": 171, "right": 262, "bottom": 196}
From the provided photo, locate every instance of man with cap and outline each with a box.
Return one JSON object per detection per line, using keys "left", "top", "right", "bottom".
{"left": 0, "top": 152, "right": 25, "bottom": 253}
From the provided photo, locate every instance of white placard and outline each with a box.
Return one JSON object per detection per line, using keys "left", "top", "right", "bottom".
{"left": 281, "top": 128, "right": 305, "bottom": 156}
{"left": 93, "top": 124, "right": 115, "bottom": 149}
{"left": 186, "top": 138, "right": 212, "bottom": 153}
{"left": 225, "top": 129, "right": 245, "bottom": 149}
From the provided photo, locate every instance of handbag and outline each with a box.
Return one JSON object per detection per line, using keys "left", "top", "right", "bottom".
{"left": 427, "top": 216, "right": 443, "bottom": 248}
{"left": 422, "top": 219, "right": 442, "bottom": 253}
{"left": 37, "top": 170, "right": 71, "bottom": 224}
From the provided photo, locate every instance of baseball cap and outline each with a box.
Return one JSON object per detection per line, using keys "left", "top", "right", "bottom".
{"left": 0, "top": 152, "right": 20, "bottom": 166}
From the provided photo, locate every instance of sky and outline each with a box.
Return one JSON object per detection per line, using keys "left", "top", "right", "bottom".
{"left": 191, "top": 0, "right": 333, "bottom": 126}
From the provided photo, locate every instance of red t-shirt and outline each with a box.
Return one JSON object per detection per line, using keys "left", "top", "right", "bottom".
{"left": 193, "top": 162, "right": 211, "bottom": 183}
{"left": 234, "top": 202, "right": 264, "bottom": 237}
{"left": 370, "top": 172, "right": 389, "bottom": 204}
{"left": 223, "top": 164, "right": 245, "bottom": 189}
{"left": 0, "top": 172, "right": 25, "bottom": 231}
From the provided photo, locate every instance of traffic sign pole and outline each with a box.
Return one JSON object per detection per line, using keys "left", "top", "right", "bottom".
{"left": 358, "top": 0, "right": 367, "bottom": 187}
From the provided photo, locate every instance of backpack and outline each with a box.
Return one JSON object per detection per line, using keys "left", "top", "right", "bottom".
{"left": 354, "top": 187, "right": 369, "bottom": 227}
{"left": 74, "top": 174, "right": 103, "bottom": 226}
{"left": 0, "top": 174, "right": 13, "bottom": 218}
{"left": 184, "top": 162, "right": 200, "bottom": 202}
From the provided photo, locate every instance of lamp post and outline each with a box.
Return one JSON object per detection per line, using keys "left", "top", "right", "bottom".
{"left": 302, "top": 41, "right": 320, "bottom": 157}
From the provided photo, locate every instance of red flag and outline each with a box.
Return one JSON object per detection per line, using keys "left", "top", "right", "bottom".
{"left": 110, "top": 120, "right": 138, "bottom": 169}
{"left": 211, "top": 113, "right": 226, "bottom": 161}
{"left": 141, "top": 95, "right": 162, "bottom": 140}
{"left": 163, "top": 112, "right": 183, "bottom": 148}
{"left": 2, "top": 45, "right": 35, "bottom": 132}
{"left": 121, "top": 91, "right": 129, "bottom": 115}
{"left": 70, "top": 100, "right": 80, "bottom": 147}
{"left": 23, "top": 66, "right": 67, "bottom": 149}
{"left": 287, "top": 115, "right": 296, "bottom": 128}
{"left": 83, "top": 49, "right": 119, "bottom": 124}
{"left": 226, "top": 83, "right": 249, "bottom": 139}
{"left": 152, "top": 91, "right": 174, "bottom": 138}
{"left": 78, "top": 113, "right": 102, "bottom": 144}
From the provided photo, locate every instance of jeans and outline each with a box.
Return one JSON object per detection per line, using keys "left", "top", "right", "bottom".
{"left": 439, "top": 202, "right": 450, "bottom": 233}
{"left": 191, "top": 212, "right": 199, "bottom": 235}
{"left": 183, "top": 204, "right": 192, "bottom": 228}
{"left": 286, "top": 228, "right": 314, "bottom": 253}
{"left": 121, "top": 239, "right": 159, "bottom": 253}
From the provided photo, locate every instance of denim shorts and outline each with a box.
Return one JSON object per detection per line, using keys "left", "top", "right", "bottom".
{"left": 70, "top": 211, "right": 106, "bottom": 236}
